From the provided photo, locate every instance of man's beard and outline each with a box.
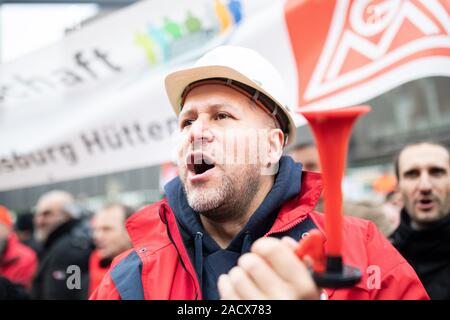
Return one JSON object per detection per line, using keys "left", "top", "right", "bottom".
{"left": 34, "top": 230, "right": 46, "bottom": 242}
{"left": 406, "top": 195, "right": 450, "bottom": 228}
{"left": 182, "top": 164, "right": 261, "bottom": 223}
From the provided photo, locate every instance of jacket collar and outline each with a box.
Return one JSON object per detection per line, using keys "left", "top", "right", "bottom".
{"left": 43, "top": 219, "right": 78, "bottom": 250}
{"left": 392, "top": 208, "right": 450, "bottom": 258}
{"left": 267, "top": 170, "right": 323, "bottom": 235}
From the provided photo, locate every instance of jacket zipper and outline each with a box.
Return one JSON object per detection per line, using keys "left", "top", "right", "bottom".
{"left": 159, "top": 205, "right": 200, "bottom": 300}
{"left": 265, "top": 214, "right": 309, "bottom": 237}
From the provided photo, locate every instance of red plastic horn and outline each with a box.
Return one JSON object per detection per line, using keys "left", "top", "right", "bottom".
{"left": 297, "top": 105, "right": 371, "bottom": 288}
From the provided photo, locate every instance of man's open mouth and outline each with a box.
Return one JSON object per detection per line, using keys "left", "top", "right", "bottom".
{"left": 187, "top": 153, "right": 216, "bottom": 176}
{"left": 416, "top": 198, "right": 435, "bottom": 210}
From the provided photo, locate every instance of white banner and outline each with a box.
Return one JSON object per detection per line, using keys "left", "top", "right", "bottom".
{"left": 0, "top": 0, "right": 302, "bottom": 191}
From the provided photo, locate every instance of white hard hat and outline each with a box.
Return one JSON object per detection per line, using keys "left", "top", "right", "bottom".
{"left": 165, "top": 45, "right": 296, "bottom": 146}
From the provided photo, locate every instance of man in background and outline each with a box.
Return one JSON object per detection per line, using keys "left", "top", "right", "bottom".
{"left": 89, "top": 203, "right": 133, "bottom": 295}
{"left": 32, "top": 191, "right": 93, "bottom": 300}
{"left": 390, "top": 142, "right": 450, "bottom": 299}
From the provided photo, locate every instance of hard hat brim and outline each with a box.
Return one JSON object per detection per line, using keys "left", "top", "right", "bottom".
{"left": 165, "top": 65, "right": 296, "bottom": 146}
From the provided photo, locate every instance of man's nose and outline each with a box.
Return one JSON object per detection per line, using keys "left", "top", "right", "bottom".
{"left": 189, "top": 117, "right": 213, "bottom": 145}
{"left": 92, "top": 230, "right": 100, "bottom": 242}
{"left": 418, "top": 172, "right": 433, "bottom": 193}
{"left": 34, "top": 215, "right": 43, "bottom": 227}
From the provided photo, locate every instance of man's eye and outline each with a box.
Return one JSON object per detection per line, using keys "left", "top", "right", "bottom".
{"left": 215, "top": 113, "right": 230, "bottom": 120}
{"left": 181, "top": 119, "right": 194, "bottom": 128}
{"left": 403, "top": 170, "right": 419, "bottom": 179}
{"left": 430, "top": 167, "right": 446, "bottom": 177}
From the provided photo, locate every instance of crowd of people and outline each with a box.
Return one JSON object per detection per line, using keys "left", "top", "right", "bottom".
{"left": 0, "top": 195, "right": 133, "bottom": 299}
{"left": 1, "top": 46, "right": 449, "bottom": 300}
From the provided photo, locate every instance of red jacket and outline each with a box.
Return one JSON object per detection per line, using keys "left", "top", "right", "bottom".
{"left": 0, "top": 233, "right": 38, "bottom": 291}
{"left": 90, "top": 172, "right": 428, "bottom": 300}
{"left": 88, "top": 250, "right": 110, "bottom": 296}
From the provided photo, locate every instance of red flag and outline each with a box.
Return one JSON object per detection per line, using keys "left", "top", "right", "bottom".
{"left": 285, "top": 0, "right": 450, "bottom": 109}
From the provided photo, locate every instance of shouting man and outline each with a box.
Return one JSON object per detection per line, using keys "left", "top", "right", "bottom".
{"left": 91, "top": 46, "right": 427, "bottom": 300}
{"left": 390, "top": 142, "right": 450, "bottom": 299}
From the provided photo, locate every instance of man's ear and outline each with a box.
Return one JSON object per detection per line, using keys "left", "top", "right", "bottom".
{"left": 266, "top": 128, "right": 284, "bottom": 165}
{"left": 61, "top": 210, "right": 73, "bottom": 222}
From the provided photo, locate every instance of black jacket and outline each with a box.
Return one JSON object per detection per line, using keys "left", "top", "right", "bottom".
{"left": 0, "top": 276, "right": 30, "bottom": 300}
{"left": 390, "top": 209, "right": 450, "bottom": 300}
{"left": 32, "top": 219, "right": 93, "bottom": 300}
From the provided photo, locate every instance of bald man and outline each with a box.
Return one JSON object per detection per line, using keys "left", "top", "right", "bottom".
{"left": 32, "top": 190, "right": 93, "bottom": 300}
